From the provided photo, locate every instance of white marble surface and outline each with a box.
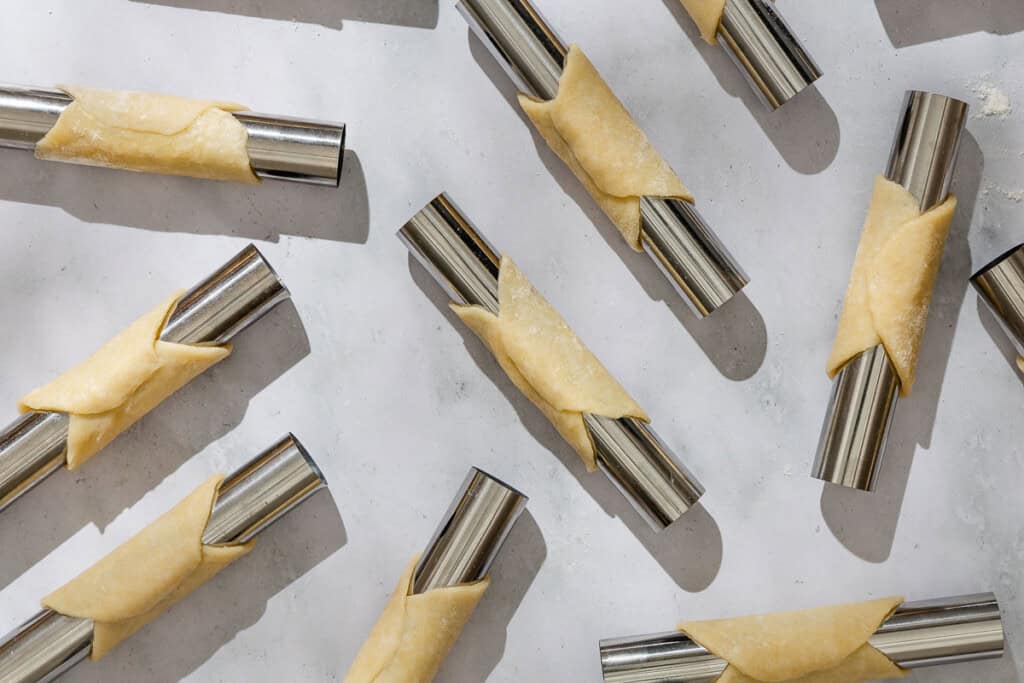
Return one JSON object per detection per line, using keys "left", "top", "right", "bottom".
{"left": 0, "top": 1, "right": 1023, "bottom": 681}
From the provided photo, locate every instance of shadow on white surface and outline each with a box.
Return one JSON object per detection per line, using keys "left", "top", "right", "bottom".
{"left": 977, "top": 299, "right": 1024, "bottom": 385}
{"left": 437, "top": 510, "right": 546, "bottom": 682}
{"left": 0, "top": 299, "right": 310, "bottom": 589}
{"left": 0, "top": 149, "right": 369, "bottom": 244}
{"left": 128, "top": 0, "right": 438, "bottom": 29}
{"left": 466, "top": 34, "right": 768, "bottom": 382}
{"left": 875, "top": 0, "right": 1024, "bottom": 48}
{"left": 819, "top": 131, "right": 985, "bottom": 563}
{"left": 660, "top": 0, "right": 840, "bottom": 176}
{"left": 409, "top": 256, "right": 724, "bottom": 592}
{"left": 63, "top": 487, "right": 346, "bottom": 683}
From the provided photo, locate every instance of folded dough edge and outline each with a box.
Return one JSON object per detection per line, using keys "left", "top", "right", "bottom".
{"left": 344, "top": 554, "right": 489, "bottom": 683}
{"left": 679, "top": 596, "right": 905, "bottom": 683}
{"left": 19, "top": 292, "right": 231, "bottom": 469}
{"left": 680, "top": 0, "right": 727, "bottom": 43}
{"left": 518, "top": 45, "right": 693, "bottom": 251}
{"left": 826, "top": 176, "right": 957, "bottom": 396}
{"left": 452, "top": 256, "right": 648, "bottom": 471}
{"left": 43, "top": 475, "right": 253, "bottom": 659}
{"left": 36, "top": 85, "right": 260, "bottom": 183}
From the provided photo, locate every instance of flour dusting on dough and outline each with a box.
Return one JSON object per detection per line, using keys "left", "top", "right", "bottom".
{"left": 971, "top": 81, "right": 1012, "bottom": 119}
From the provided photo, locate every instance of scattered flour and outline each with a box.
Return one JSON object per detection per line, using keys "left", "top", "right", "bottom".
{"left": 983, "top": 181, "right": 1024, "bottom": 203}
{"left": 971, "top": 81, "right": 1012, "bottom": 119}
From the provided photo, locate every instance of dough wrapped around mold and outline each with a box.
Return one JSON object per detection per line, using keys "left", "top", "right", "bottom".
{"left": 452, "top": 256, "right": 648, "bottom": 472}
{"left": 19, "top": 292, "right": 231, "bottom": 469}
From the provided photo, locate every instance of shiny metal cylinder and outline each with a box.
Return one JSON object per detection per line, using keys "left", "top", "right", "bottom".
{"left": 399, "top": 194, "right": 705, "bottom": 530}
{"left": 812, "top": 344, "right": 900, "bottom": 491}
{"left": 413, "top": 467, "right": 527, "bottom": 594}
{"left": 160, "top": 243, "right": 289, "bottom": 346}
{"left": 457, "top": 0, "right": 567, "bottom": 101}
{"left": 0, "top": 434, "right": 327, "bottom": 683}
{"left": 639, "top": 197, "right": 748, "bottom": 318}
{"left": 716, "top": 0, "right": 822, "bottom": 110}
{"left": 0, "top": 412, "right": 69, "bottom": 513}
{"left": 814, "top": 91, "right": 968, "bottom": 491}
{"left": 456, "top": 1, "right": 747, "bottom": 316}
{"left": 0, "top": 243, "right": 289, "bottom": 513}
{"left": 0, "top": 84, "right": 345, "bottom": 186}
{"left": 971, "top": 244, "right": 1024, "bottom": 357}
{"left": 599, "top": 593, "right": 1003, "bottom": 682}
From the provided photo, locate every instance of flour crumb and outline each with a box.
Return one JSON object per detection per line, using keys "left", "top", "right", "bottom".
{"left": 971, "top": 81, "right": 1012, "bottom": 119}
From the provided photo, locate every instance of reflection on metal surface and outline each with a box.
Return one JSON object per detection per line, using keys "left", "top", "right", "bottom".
{"left": 814, "top": 90, "right": 968, "bottom": 491}
{"left": 413, "top": 467, "right": 527, "bottom": 593}
{"left": 0, "top": 435, "right": 327, "bottom": 683}
{"left": 399, "top": 195, "right": 704, "bottom": 529}
{"left": 0, "top": 84, "right": 345, "bottom": 186}
{"left": 599, "top": 594, "right": 1004, "bottom": 682}
{"left": 717, "top": 0, "right": 822, "bottom": 110}
{"left": 0, "top": 244, "right": 289, "bottom": 513}
{"left": 812, "top": 345, "right": 900, "bottom": 491}
{"left": 971, "top": 243, "right": 1024, "bottom": 358}
{"left": 640, "top": 197, "right": 748, "bottom": 318}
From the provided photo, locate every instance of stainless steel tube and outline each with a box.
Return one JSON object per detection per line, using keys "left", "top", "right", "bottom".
{"left": 399, "top": 194, "right": 705, "bottom": 530}
{"left": 0, "top": 84, "right": 345, "bottom": 186}
{"left": 0, "top": 434, "right": 326, "bottom": 683}
{"left": 457, "top": 0, "right": 747, "bottom": 317}
{"left": 716, "top": 0, "right": 822, "bottom": 110}
{"left": 0, "top": 243, "right": 289, "bottom": 513}
{"left": 413, "top": 467, "right": 527, "bottom": 593}
{"left": 813, "top": 91, "right": 968, "bottom": 491}
{"left": 599, "top": 593, "right": 1004, "bottom": 682}
{"left": 971, "top": 244, "right": 1024, "bottom": 357}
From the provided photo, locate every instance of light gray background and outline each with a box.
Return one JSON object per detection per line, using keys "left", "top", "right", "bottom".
{"left": 1, "top": 1, "right": 1022, "bottom": 681}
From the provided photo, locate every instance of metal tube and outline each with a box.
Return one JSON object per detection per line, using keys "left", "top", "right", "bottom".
{"left": 456, "top": 0, "right": 747, "bottom": 318}
{"left": 399, "top": 194, "right": 705, "bottom": 530}
{"left": 0, "top": 84, "right": 345, "bottom": 186}
{"left": 599, "top": 593, "right": 1004, "bottom": 682}
{"left": 715, "top": 0, "right": 822, "bottom": 110}
{"left": 971, "top": 244, "right": 1024, "bottom": 358}
{"left": 813, "top": 91, "right": 968, "bottom": 491}
{"left": 413, "top": 467, "right": 527, "bottom": 593}
{"left": 0, "top": 434, "right": 326, "bottom": 683}
{"left": 0, "top": 243, "right": 290, "bottom": 513}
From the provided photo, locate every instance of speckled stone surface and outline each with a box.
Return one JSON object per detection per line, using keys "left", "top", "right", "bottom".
{"left": 0, "top": 1, "right": 1022, "bottom": 681}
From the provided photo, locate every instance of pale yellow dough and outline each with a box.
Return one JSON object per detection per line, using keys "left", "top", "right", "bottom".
{"left": 826, "top": 177, "right": 957, "bottom": 396}
{"left": 680, "top": 597, "right": 906, "bottom": 683}
{"left": 19, "top": 292, "right": 231, "bottom": 469}
{"left": 36, "top": 86, "right": 259, "bottom": 183}
{"left": 452, "top": 257, "right": 648, "bottom": 472}
{"left": 518, "top": 46, "right": 694, "bottom": 250}
{"left": 680, "top": 0, "right": 727, "bottom": 43}
{"left": 43, "top": 475, "right": 252, "bottom": 660}
{"left": 344, "top": 555, "right": 489, "bottom": 683}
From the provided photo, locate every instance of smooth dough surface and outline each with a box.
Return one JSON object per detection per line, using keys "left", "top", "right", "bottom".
{"left": 19, "top": 292, "right": 231, "bottom": 469}
{"left": 680, "top": 0, "right": 727, "bottom": 43}
{"left": 36, "top": 86, "right": 259, "bottom": 183}
{"left": 43, "top": 475, "right": 252, "bottom": 659}
{"left": 344, "top": 555, "right": 489, "bottom": 683}
{"left": 826, "top": 177, "right": 957, "bottom": 395}
{"left": 453, "top": 257, "right": 648, "bottom": 471}
{"left": 518, "top": 46, "right": 693, "bottom": 250}
{"left": 680, "top": 597, "right": 905, "bottom": 683}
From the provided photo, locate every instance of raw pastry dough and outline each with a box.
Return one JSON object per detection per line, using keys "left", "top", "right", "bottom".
{"left": 36, "top": 86, "right": 260, "bottom": 183}
{"left": 453, "top": 257, "right": 648, "bottom": 472}
{"left": 679, "top": 597, "right": 906, "bottom": 683}
{"left": 826, "top": 177, "right": 957, "bottom": 395}
{"left": 19, "top": 292, "right": 231, "bottom": 469}
{"left": 43, "top": 475, "right": 252, "bottom": 660}
{"left": 344, "top": 555, "right": 489, "bottom": 683}
{"left": 680, "top": 0, "right": 727, "bottom": 43}
{"left": 519, "top": 46, "right": 694, "bottom": 250}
